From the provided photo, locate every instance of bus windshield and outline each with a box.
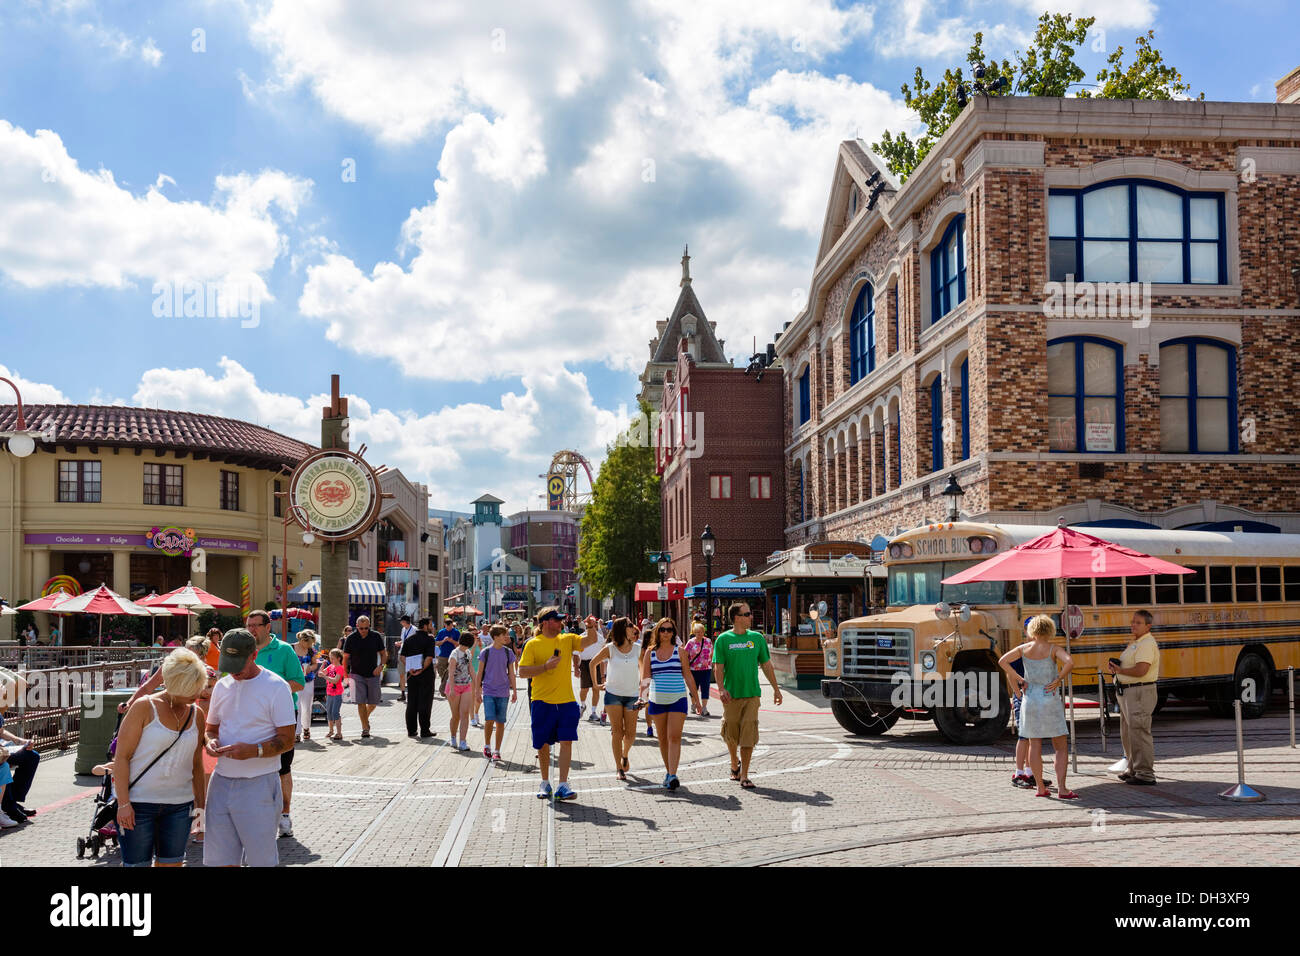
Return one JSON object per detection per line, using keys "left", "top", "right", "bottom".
{"left": 887, "top": 561, "right": 1018, "bottom": 606}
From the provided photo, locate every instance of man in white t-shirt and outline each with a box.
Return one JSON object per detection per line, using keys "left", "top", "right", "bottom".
{"left": 203, "top": 629, "right": 297, "bottom": 867}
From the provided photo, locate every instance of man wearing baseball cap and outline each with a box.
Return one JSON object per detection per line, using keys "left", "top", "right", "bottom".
{"left": 203, "top": 629, "right": 297, "bottom": 867}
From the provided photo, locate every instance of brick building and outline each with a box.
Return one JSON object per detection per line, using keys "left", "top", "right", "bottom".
{"left": 775, "top": 95, "right": 1300, "bottom": 547}
{"left": 656, "top": 327, "right": 785, "bottom": 603}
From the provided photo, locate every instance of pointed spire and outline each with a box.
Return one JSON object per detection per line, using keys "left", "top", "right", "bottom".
{"left": 680, "top": 244, "right": 691, "bottom": 288}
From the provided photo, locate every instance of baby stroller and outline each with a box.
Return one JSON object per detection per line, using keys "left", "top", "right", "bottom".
{"left": 76, "top": 714, "right": 123, "bottom": 860}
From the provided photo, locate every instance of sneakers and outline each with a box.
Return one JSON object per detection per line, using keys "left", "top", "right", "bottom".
{"left": 579, "top": 704, "right": 588, "bottom": 718}
{"left": 0, "top": 811, "right": 18, "bottom": 829}
{"left": 600, "top": 712, "right": 607, "bottom": 725}
{"left": 586, "top": 712, "right": 600, "bottom": 723}
{"left": 470, "top": 716, "right": 481, "bottom": 729}
{"left": 667, "top": 775, "right": 680, "bottom": 791}
{"left": 1012, "top": 773, "right": 1033, "bottom": 789}
{"left": 278, "top": 814, "right": 293, "bottom": 838}
{"left": 491, "top": 751, "right": 501, "bottom": 761}
{"left": 537, "top": 780, "right": 553, "bottom": 800}
{"left": 483, "top": 745, "right": 493, "bottom": 758}
{"left": 458, "top": 739, "right": 470, "bottom": 752}
{"left": 555, "top": 783, "right": 577, "bottom": 801}
{"left": 646, "top": 726, "right": 655, "bottom": 738}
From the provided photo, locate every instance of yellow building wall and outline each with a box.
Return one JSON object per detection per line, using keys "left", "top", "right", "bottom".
{"left": 0, "top": 448, "right": 319, "bottom": 637}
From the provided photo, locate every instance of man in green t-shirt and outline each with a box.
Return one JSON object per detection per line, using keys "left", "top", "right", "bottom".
{"left": 248, "top": 610, "right": 306, "bottom": 838}
{"left": 713, "top": 602, "right": 782, "bottom": 789}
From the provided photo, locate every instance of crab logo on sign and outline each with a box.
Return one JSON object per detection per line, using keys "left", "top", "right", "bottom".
{"left": 288, "top": 449, "right": 381, "bottom": 542}
{"left": 313, "top": 480, "right": 352, "bottom": 508}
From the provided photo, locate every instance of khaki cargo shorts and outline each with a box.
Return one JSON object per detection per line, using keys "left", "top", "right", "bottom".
{"left": 721, "top": 695, "right": 761, "bottom": 749}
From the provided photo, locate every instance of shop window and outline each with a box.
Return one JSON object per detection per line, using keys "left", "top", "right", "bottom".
{"left": 59, "top": 460, "right": 101, "bottom": 503}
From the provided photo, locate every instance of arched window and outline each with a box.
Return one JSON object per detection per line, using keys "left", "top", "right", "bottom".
{"left": 930, "top": 215, "right": 966, "bottom": 325}
{"left": 798, "top": 366, "right": 811, "bottom": 425}
{"left": 929, "top": 375, "right": 943, "bottom": 472}
{"left": 1159, "top": 338, "right": 1237, "bottom": 453}
{"left": 1048, "top": 181, "right": 1226, "bottom": 284}
{"left": 849, "top": 283, "right": 875, "bottom": 385}
{"left": 1047, "top": 336, "right": 1124, "bottom": 453}
{"left": 960, "top": 358, "right": 970, "bottom": 461}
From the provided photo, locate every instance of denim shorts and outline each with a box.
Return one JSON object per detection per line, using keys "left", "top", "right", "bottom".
{"left": 603, "top": 691, "right": 638, "bottom": 709}
{"left": 647, "top": 698, "right": 688, "bottom": 716}
{"left": 118, "top": 800, "right": 193, "bottom": 867}
{"left": 483, "top": 695, "right": 509, "bottom": 724}
{"left": 325, "top": 695, "right": 342, "bottom": 721}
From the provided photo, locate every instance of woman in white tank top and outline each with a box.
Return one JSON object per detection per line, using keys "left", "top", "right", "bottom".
{"left": 586, "top": 618, "right": 642, "bottom": 781}
{"left": 112, "top": 648, "right": 208, "bottom": 867}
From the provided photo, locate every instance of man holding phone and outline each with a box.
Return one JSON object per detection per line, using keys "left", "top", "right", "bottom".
{"left": 517, "top": 606, "right": 600, "bottom": 800}
{"left": 1107, "top": 610, "right": 1160, "bottom": 785}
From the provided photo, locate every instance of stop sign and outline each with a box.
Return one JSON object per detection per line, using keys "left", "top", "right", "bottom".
{"left": 1066, "top": 604, "right": 1084, "bottom": 639}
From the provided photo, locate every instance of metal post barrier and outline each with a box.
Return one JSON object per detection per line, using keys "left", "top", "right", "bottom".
{"left": 1098, "top": 673, "right": 1107, "bottom": 755}
{"left": 1067, "top": 674, "right": 1077, "bottom": 774}
{"left": 1289, "top": 667, "right": 1295, "bottom": 750}
{"left": 1218, "top": 699, "right": 1264, "bottom": 802}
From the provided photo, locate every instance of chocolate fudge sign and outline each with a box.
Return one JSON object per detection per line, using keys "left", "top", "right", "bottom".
{"left": 288, "top": 449, "right": 382, "bottom": 541}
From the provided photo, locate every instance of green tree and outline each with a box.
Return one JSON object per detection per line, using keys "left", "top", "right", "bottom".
{"left": 578, "top": 405, "right": 662, "bottom": 608}
{"left": 873, "top": 14, "right": 1200, "bottom": 181}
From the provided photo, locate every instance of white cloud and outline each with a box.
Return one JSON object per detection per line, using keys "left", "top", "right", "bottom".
{"left": 0, "top": 121, "right": 309, "bottom": 299}
{"left": 1007, "top": 0, "right": 1157, "bottom": 31}
{"left": 0, "top": 364, "right": 70, "bottom": 405}
{"left": 131, "top": 358, "right": 622, "bottom": 513}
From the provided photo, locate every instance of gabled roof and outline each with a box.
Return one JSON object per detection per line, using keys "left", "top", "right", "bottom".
{"left": 0, "top": 403, "right": 314, "bottom": 471}
{"left": 473, "top": 493, "right": 504, "bottom": 505}
{"left": 647, "top": 247, "right": 728, "bottom": 366}
{"left": 814, "top": 140, "right": 899, "bottom": 266}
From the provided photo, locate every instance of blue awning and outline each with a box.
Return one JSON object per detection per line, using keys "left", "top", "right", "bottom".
{"left": 685, "top": 574, "right": 765, "bottom": 599}
{"left": 287, "top": 579, "right": 385, "bottom": 604}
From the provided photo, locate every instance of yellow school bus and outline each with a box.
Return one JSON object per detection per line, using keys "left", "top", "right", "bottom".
{"left": 821, "top": 521, "right": 1300, "bottom": 744}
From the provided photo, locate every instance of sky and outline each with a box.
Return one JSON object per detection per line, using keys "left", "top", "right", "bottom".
{"left": 0, "top": 0, "right": 1294, "bottom": 514}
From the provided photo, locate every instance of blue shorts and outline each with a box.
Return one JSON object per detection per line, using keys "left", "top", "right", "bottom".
{"left": 325, "top": 695, "right": 342, "bottom": 721}
{"left": 530, "top": 700, "right": 580, "bottom": 749}
{"left": 119, "top": 801, "right": 193, "bottom": 867}
{"left": 604, "top": 692, "right": 638, "bottom": 709}
{"left": 647, "top": 698, "right": 688, "bottom": 716}
{"left": 483, "top": 695, "right": 509, "bottom": 724}
{"left": 0, "top": 761, "right": 11, "bottom": 787}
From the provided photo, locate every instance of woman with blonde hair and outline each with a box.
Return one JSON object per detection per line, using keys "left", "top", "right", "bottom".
{"left": 999, "top": 615, "right": 1077, "bottom": 799}
{"left": 112, "top": 648, "right": 208, "bottom": 866}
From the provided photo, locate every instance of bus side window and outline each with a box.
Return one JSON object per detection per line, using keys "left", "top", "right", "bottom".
{"left": 1154, "top": 573, "right": 1181, "bottom": 604}
{"left": 1285, "top": 566, "right": 1300, "bottom": 602}
{"left": 1260, "top": 566, "right": 1281, "bottom": 602}
{"left": 1095, "top": 576, "right": 1123, "bottom": 605}
{"left": 1209, "top": 566, "right": 1232, "bottom": 603}
{"left": 1126, "top": 575, "right": 1153, "bottom": 606}
{"left": 1234, "top": 566, "right": 1258, "bottom": 603}
{"left": 1181, "top": 566, "right": 1207, "bottom": 603}
{"left": 1066, "top": 578, "right": 1091, "bottom": 606}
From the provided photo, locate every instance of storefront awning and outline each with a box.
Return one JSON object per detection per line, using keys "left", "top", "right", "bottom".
{"left": 634, "top": 580, "right": 687, "bottom": 602}
{"left": 287, "top": 579, "right": 385, "bottom": 604}
{"left": 684, "top": 574, "right": 765, "bottom": 598}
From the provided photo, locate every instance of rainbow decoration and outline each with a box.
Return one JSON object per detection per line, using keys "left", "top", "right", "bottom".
{"left": 240, "top": 574, "right": 251, "bottom": 618}
{"left": 42, "top": 574, "right": 82, "bottom": 598}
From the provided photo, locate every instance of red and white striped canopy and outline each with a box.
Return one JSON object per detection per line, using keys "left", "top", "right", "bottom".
{"left": 149, "top": 581, "right": 239, "bottom": 610}
{"left": 15, "top": 591, "right": 78, "bottom": 612}
{"left": 55, "top": 585, "right": 152, "bottom": 616}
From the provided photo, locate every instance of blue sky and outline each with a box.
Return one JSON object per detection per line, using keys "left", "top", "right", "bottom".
{"left": 0, "top": 0, "right": 1294, "bottom": 513}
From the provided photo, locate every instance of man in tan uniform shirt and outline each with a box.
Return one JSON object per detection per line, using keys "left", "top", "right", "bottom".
{"left": 1107, "top": 609, "right": 1160, "bottom": 784}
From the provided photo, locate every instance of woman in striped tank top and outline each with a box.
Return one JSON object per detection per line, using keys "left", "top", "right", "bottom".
{"left": 640, "top": 617, "right": 702, "bottom": 790}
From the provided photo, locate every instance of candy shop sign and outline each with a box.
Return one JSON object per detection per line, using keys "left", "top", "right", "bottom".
{"left": 147, "top": 526, "right": 196, "bottom": 557}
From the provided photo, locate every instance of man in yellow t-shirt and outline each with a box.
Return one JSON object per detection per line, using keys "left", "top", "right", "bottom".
{"left": 1106, "top": 609, "right": 1160, "bottom": 785}
{"left": 517, "top": 606, "right": 598, "bottom": 800}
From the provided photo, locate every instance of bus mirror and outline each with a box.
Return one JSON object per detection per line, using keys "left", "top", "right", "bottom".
{"left": 959, "top": 604, "right": 972, "bottom": 622}
{"left": 934, "top": 603, "right": 950, "bottom": 620}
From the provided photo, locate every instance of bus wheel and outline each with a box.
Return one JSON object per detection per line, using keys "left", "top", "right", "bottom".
{"left": 1233, "top": 652, "right": 1272, "bottom": 720}
{"left": 933, "top": 671, "right": 1010, "bottom": 745}
{"left": 830, "top": 699, "right": 899, "bottom": 736}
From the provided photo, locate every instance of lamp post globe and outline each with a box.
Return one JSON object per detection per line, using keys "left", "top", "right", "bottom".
{"left": 941, "top": 474, "right": 964, "bottom": 522}
{"left": 6, "top": 433, "right": 34, "bottom": 458}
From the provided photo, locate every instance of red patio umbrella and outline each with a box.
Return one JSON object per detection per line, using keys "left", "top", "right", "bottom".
{"left": 55, "top": 584, "right": 152, "bottom": 645}
{"left": 941, "top": 520, "right": 1192, "bottom": 768}
{"left": 15, "top": 591, "right": 77, "bottom": 612}
{"left": 149, "top": 581, "right": 239, "bottom": 637}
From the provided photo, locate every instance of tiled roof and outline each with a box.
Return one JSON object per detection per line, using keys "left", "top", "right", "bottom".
{"left": 0, "top": 404, "right": 316, "bottom": 471}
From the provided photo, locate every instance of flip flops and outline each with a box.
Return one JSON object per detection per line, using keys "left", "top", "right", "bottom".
{"left": 740, "top": 779, "right": 756, "bottom": 789}
{"left": 730, "top": 765, "right": 741, "bottom": 781}
{"left": 1057, "top": 789, "right": 1080, "bottom": 800}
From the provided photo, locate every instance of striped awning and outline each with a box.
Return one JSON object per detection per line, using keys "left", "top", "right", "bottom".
{"left": 287, "top": 579, "right": 385, "bottom": 604}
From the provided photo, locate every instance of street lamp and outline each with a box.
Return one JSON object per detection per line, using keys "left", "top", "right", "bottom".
{"left": 0, "top": 377, "right": 37, "bottom": 458}
{"left": 700, "top": 525, "right": 716, "bottom": 643}
{"left": 942, "top": 473, "right": 964, "bottom": 522}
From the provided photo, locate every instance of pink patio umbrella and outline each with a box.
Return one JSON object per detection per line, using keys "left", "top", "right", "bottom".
{"left": 16, "top": 590, "right": 79, "bottom": 646}
{"left": 148, "top": 581, "right": 239, "bottom": 637}
{"left": 941, "top": 519, "right": 1192, "bottom": 766}
{"left": 54, "top": 584, "right": 152, "bottom": 645}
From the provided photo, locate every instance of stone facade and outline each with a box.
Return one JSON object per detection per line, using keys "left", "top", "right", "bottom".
{"left": 776, "top": 97, "right": 1300, "bottom": 548}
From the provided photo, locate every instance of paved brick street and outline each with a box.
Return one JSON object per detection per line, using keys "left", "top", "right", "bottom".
{"left": 3, "top": 683, "right": 1298, "bottom": 867}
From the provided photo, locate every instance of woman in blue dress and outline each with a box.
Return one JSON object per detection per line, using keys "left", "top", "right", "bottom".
{"left": 999, "top": 615, "right": 1077, "bottom": 799}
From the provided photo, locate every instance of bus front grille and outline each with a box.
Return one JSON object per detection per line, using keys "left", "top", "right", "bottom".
{"left": 841, "top": 629, "right": 913, "bottom": 679}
